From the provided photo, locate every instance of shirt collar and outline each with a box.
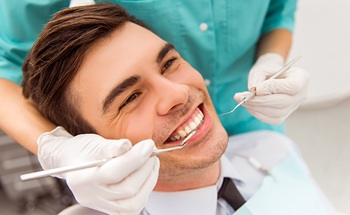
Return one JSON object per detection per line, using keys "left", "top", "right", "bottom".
{"left": 144, "top": 155, "right": 244, "bottom": 215}
{"left": 145, "top": 185, "right": 218, "bottom": 215}
{"left": 216, "top": 154, "right": 245, "bottom": 191}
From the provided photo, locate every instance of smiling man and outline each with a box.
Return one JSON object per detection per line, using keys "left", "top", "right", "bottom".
{"left": 66, "top": 19, "right": 228, "bottom": 191}
{"left": 22, "top": 3, "right": 335, "bottom": 215}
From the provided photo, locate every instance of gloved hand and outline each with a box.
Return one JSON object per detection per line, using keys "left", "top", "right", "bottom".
{"left": 38, "top": 126, "right": 160, "bottom": 215}
{"left": 234, "top": 53, "right": 309, "bottom": 124}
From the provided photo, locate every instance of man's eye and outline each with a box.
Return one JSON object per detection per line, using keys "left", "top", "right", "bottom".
{"left": 119, "top": 92, "right": 141, "bottom": 110}
{"left": 161, "top": 57, "right": 177, "bottom": 73}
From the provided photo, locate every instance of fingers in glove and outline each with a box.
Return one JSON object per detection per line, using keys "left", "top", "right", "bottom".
{"left": 100, "top": 139, "right": 132, "bottom": 158}
{"left": 255, "top": 68, "right": 309, "bottom": 96}
{"left": 242, "top": 94, "right": 295, "bottom": 108}
{"left": 38, "top": 126, "right": 73, "bottom": 141}
{"left": 96, "top": 157, "right": 159, "bottom": 214}
{"left": 95, "top": 139, "right": 155, "bottom": 185}
{"left": 234, "top": 92, "right": 296, "bottom": 112}
{"left": 87, "top": 158, "right": 160, "bottom": 214}
{"left": 74, "top": 137, "right": 133, "bottom": 162}
{"left": 248, "top": 64, "right": 282, "bottom": 90}
{"left": 248, "top": 53, "right": 284, "bottom": 90}
{"left": 65, "top": 141, "right": 158, "bottom": 214}
{"left": 245, "top": 100, "right": 301, "bottom": 124}
{"left": 96, "top": 156, "right": 159, "bottom": 200}
{"left": 38, "top": 127, "right": 133, "bottom": 171}
{"left": 65, "top": 138, "right": 133, "bottom": 168}
{"left": 234, "top": 91, "right": 254, "bottom": 103}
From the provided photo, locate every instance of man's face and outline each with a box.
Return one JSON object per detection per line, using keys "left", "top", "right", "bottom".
{"left": 69, "top": 22, "right": 228, "bottom": 187}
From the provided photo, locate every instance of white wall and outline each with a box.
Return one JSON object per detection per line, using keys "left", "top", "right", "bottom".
{"left": 288, "top": 0, "right": 350, "bottom": 107}
{"left": 286, "top": 0, "right": 350, "bottom": 213}
{"left": 69, "top": 0, "right": 94, "bottom": 7}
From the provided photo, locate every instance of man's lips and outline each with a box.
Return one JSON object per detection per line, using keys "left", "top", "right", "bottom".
{"left": 165, "top": 107, "right": 204, "bottom": 143}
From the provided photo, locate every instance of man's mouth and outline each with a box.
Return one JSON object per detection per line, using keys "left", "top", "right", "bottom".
{"left": 166, "top": 107, "right": 204, "bottom": 143}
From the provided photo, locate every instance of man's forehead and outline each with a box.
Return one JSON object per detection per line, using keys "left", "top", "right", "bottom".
{"left": 78, "top": 22, "right": 166, "bottom": 74}
{"left": 70, "top": 22, "right": 175, "bottom": 114}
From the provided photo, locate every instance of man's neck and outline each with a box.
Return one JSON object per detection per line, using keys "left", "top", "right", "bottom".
{"left": 153, "top": 160, "right": 220, "bottom": 192}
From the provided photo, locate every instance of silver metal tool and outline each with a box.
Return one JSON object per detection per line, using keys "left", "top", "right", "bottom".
{"left": 150, "top": 129, "right": 196, "bottom": 156}
{"left": 20, "top": 130, "right": 197, "bottom": 181}
{"left": 218, "top": 56, "right": 302, "bottom": 117}
{"left": 232, "top": 152, "right": 277, "bottom": 182}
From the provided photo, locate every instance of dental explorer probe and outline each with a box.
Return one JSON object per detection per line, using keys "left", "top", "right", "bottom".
{"left": 218, "top": 56, "right": 302, "bottom": 116}
{"left": 20, "top": 130, "right": 197, "bottom": 181}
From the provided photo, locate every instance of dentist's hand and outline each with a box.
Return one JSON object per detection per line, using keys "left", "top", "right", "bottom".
{"left": 38, "top": 126, "right": 160, "bottom": 215}
{"left": 234, "top": 53, "right": 309, "bottom": 124}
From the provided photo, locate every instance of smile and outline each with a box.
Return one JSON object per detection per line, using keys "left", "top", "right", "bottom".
{"left": 166, "top": 108, "right": 204, "bottom": 142}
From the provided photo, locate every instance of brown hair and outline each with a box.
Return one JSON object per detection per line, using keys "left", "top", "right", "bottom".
{"left": 22, "top": 3, "right": 144, "bottom": 135}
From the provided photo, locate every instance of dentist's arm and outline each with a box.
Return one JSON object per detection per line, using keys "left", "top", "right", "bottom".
{"left": 0, "top": 78, "right": 55, "bottom": 153}
{"left": 234, "top": 29, "right": 309, "bottom": 124}
{"left": 0, "top": 1, "right": 70, "bottom": 153}
{"left": 256, "top": 28, "right": 292, "bottom": 60}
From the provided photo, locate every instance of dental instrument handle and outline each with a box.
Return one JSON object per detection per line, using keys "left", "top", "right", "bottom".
{"left": 268, "top": 55, "right": 302, "bottom": 80}
{"left": 20, "top": 130, "right": 197, "bottom": 181}
{"left": 21, "top": 149, "right": 172, "bottom": 181}
{"left": 20, "top": 158, "right": 110, "bottom": 181}
{"left": 21, "top": 154, "right": 150, "bottom": 181}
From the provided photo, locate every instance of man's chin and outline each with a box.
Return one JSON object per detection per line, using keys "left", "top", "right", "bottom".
{"left": 157, "top": 133, "right": 227, "bottom": 177}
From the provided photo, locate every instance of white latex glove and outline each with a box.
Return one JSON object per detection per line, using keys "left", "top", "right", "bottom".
{"left": 234, "top": 53, "right": 309, "bottom": 124}
{"left": 38, "top": 126, "right": 160, "bottom": 215}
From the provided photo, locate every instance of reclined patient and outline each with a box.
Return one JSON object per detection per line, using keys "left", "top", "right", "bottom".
{"left": 22, "top": 3, "right": 336, "bottom": 215}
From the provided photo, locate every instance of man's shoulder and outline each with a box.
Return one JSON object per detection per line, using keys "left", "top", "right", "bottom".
{"left": 224, "top": 130, "right": 299, "bottom": 169}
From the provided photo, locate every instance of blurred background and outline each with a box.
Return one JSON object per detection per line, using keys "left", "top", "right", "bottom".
{"left": 1, "top": 0, "right": 349, "bottom": 214}
{"left": 286, "top": 0, "right": 350, "bottom": 214}
{"left": 0, "top": 129, "right": 75, "bottom": 214}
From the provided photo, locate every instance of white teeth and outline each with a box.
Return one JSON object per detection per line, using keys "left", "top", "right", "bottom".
{"left": 168, "top": 109, "right": 204, "bottom": 142}
{"left": 178, "top": 130, "right": 187, "bottom": 138}
{"left": 189, "top": 122, "right": 197, "bottom": 130}
{"left": 185, "top": 126, "right": 191, "bottom": 133}
{"left": 194, "top": 116, "right": 201, "bottom": 125}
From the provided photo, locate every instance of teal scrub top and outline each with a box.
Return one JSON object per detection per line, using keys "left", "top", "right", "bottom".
{"left": 0, "top": 0, "right": 297, "bottom": 135}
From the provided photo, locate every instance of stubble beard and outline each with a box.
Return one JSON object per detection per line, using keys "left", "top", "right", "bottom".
{"left": 157, "top": 132, "right": 228, "bottom": 184}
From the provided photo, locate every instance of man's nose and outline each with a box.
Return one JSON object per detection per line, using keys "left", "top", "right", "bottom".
{"left": 154, "top": 78, "right": 189, "bottom": 115}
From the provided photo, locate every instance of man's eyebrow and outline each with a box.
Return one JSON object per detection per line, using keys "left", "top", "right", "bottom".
{"left": 102, "top": 43, "right": 174, "bottom": 114}
{"left": 102, "top": 75, "right": 140, "bottom": 114}
{"left": 156, "top": 42, "right": 175, "bottom": 64}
